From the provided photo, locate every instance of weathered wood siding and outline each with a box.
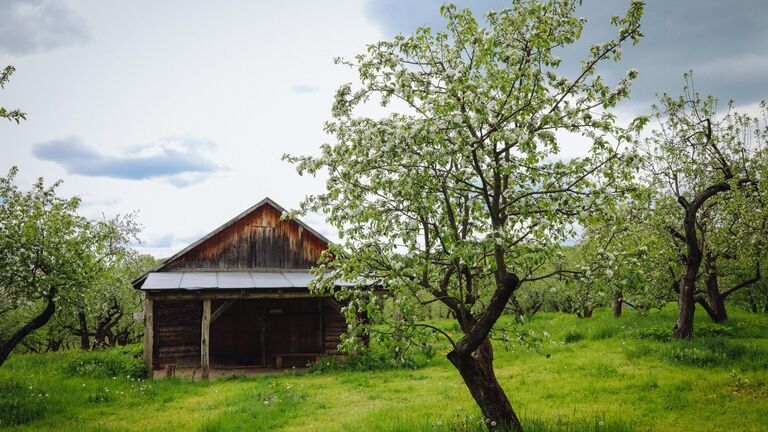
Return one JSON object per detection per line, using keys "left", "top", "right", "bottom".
{"left": 152, "top": 295, "right": 346, "bottom": 369}
{"left": 153, "top": 300, "right": 201, "bottom": 369}
{"left": 164, "top": 204, "right": 327, "bottom": 270}
{"left": 322, "top": 298, "right": 345, "bottom": 355}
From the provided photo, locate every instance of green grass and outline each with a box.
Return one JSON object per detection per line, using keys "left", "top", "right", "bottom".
{"left": 1, "top": 306, "right": 767, "bottom": 431}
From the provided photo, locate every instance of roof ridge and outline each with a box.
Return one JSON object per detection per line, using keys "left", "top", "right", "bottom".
{"left": 131, "top": 198, "right": 330, "bottom": 288}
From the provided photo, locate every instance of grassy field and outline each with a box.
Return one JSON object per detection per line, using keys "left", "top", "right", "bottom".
{"left": 1, "top": 306, "right": 766, "bottom": 431}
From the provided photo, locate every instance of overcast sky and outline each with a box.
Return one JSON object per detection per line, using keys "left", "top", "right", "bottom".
{"left": 1, "top": 0, "right": 766, "bottom": 258}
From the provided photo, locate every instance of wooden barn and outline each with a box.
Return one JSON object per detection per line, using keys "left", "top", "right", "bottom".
{"left": 132, "top": 198, "right": 352, "bottom": 379}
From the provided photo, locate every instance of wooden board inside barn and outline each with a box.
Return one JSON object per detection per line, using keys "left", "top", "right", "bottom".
{"left": 133, "top": 198, "right": 351, "bottom": 377}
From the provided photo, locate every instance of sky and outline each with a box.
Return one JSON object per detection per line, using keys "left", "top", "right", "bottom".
{"left": 1, "top": 0, "right": 767, "bottom": 258}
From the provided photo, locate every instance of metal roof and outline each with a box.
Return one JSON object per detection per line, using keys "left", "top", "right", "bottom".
{"left": 139, "top": 271, "right": 358, "bottom": 290}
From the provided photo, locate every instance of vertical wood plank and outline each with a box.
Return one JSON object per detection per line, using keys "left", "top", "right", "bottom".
{"left": 317, "top": 298, "right": 324, "bottom": 353}
{"left": 260, "top": 314, "right": 267, "bottom": 367}
{"left": 201, "top": 299, "right": 211, "bottom": 380}
{"left": 143, "top": 296, "right": 154, "bottom": 377}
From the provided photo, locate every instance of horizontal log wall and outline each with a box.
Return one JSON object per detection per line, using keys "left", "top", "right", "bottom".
{"left": 322, "top": 298, "right": 345, "bottom": 354}
{"left": 153, "top": 300, "right": 201, "bottom": 369}
{"left": 150, "top": 295, "right": 347, "bottom": 369}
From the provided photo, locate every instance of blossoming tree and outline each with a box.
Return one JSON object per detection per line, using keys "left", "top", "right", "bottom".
{"left": 0, "top": 168, "right": 137, "bottom": 365}
{"left": 286, "top": 1, "right": 645, "bottom": 429}
{"left": 638, "top": 77, "right": 768, "bottom": 338}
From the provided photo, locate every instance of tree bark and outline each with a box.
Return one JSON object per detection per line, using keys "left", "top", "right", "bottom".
{"left": 0, "top": 293, "right": 57, "bottom": 367}
{"left": 612, "top": 291, "right": 623, "bottom": 318}
{"left": 77, "top": 311, "right": 90, "bottom": 350}
{"left": 448, "top": 338, "right": 523, "bottom": 432}
{"left": 705, "top": 269, "right": 728, "bottom": 323}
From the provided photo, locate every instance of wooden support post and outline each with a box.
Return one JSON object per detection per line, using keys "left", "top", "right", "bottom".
{"left": 201, "top": 298, "right": 211, "bottom": 380}
{"left": 143, "top": 296, "right": 154, "bottom": 377}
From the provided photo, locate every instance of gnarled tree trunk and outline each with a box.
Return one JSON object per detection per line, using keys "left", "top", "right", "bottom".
{"left": 0, "top": 292, "right": 57, "bottom": 367}
{"left": 704, "top": 267, "right": 728, "bottom": 323}
{"left": 448, "top": 338, "right": 522, "bottom": 431}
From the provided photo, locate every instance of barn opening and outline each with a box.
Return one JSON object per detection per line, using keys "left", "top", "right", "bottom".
{"left": 132, "top": 198, "right": 355, "bottom": 378}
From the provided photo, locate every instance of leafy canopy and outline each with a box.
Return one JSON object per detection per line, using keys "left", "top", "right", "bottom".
{"left": 286, "top": 0, "right": 645, "bottom": 352}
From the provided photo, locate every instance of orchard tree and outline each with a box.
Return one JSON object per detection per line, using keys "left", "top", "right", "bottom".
{"left": 64, "top": 217, "right": 147, "bottom": 349}
{"left": 569, "top": 195, "right": 675, "bottom": 319}
{"left": 693, "top": 174, "right": 766, "bottom": 322}
{"left": 0, "top": 66, "right": 26, "bottom": 124}
{"left": 285, "top": 1, "right": 645, "bottom": 429}
{"left": 639, "top": 76, "right": 768, "bottom": 338}
{"left": 0, "top": 168, "right": 136, "bottom": 365}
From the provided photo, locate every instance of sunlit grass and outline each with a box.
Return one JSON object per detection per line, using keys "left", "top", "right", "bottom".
{"left": 1, "top": 306, "right": 766, "bottom": 431}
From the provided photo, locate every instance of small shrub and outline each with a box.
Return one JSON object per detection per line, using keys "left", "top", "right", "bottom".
{"left": 64, "top": 345, "right": 144, "bottom": 379}
{"left": 0, "top": 380, "right": 48, "bottom": 427}
{"left": 310, "top": 335, "right": 435, "bottom": 373}
{"left": 729, "top": 371, "right": 768, "bottom": 399}
{"left": 309, "top": 348, "right": 430, "bottom": 373}
{"left": 590, "top": 326, "right": 618, "bottom": 340}
{"left": 564, "top": 331, "right": 584, "bottom": 344}
{"left": 634, "top": 326, "right": 671, "bottom": 342}
{"left": 697, "top": 324, "right": 734, "bottom": 338}
{"left": 86, "top": 390, "right": 113, "bottom": 404}
{"left": 666, "top": 345, "right": 725, "bottom": 367}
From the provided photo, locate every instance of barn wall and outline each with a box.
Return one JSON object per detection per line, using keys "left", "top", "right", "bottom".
{"left": 322, "top": 298, "right": 345, "bottom": 355}
{"left": 151, "top": 295, "right": 347, "bottom": 370}
{"left": 153, "top": 300, "right": 201, "bottom": 369}
{"left": 163, "top": 204, "right": 327, "bottom": 270}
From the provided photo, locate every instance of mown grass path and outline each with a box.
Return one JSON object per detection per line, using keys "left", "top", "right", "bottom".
{"left": 1, "top": 307, "right": 766, "bottom": 431}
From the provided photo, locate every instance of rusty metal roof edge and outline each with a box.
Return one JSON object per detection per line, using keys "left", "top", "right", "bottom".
{"left": 130, "top": 197, "right": 333, "bottom": 289}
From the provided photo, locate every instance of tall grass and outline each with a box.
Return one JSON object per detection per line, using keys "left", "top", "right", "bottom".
{"left": 0, "top": 306, "right": 766, "bottom": 431}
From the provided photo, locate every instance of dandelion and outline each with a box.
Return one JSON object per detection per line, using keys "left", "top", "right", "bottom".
{"left": 491, "top": 421, "right": 497, "bottom": 427}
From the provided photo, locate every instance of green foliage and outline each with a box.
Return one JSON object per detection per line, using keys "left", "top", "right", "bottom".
{"left": 0, "top": 380, "right": 48, "bottom": 427}
{"left": 0, "top": 307, "right": 766, "bottom": 431}
{"left": 0, "top": 167, "right": 142, "bottom": 360}
{"left": 563, "top": 331, "right": 584, "bottom": 344}
{"left": 286, "top": 8, "right": 647, "bottom": 416}
{"left": 309, "top": 348, "right": 434, "bottom": 373}
{"left": 63, "top": 345, "right": 144, "bottom": 379}
{"left": 629, "top": 331, "right": 767, "bottom": 369}
{"left": 0, "top": 65, "right": 26, "bottom": 124}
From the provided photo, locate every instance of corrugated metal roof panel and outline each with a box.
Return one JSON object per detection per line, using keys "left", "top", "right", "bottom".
{"left": 143, "top": 272, "right": 182, "bottom": 289}
{"left": 179, "top": 272, "right": 218, "bottom": 289}
{"left": 282, "top": 272, "right": 315, "bottom": 288}
{"left": 250, "top": 272, "right": 292, "bottom": 288}
{"left": 217, "top": 272, "right": 255, "bottom": 289}
{"left": 139, "top": 271, "right": 365, "bottom": 290}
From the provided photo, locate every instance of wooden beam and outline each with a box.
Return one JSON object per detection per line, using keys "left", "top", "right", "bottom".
{"left": 148, "top": 292, "right": 334, "bottom": 301}
{"left": 143, "top": 297, "right": 154, "bottom": 377}
{"left": 201, "top": 299, "right": 211, "bottom": 380}
{"left": 211, "top": 300, "right": 234, "bottom": 324}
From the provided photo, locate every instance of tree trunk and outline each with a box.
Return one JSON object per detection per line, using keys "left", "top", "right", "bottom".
{"left": 0, "top": 295, "right": 57, "bottom": 367}
{"left": 612, "top": 292, "right": 623, "bottom": 318}
{"left": 78, "top": 311, "right": 90, "bottom": 350}
{"left": 675, "top": 207, "right": 703, "bottom": 340}
{"left": 674, "top": 288, "right": 695, "bottom": 339}
{"left": 448, "top": 338, "right": 523, "bottom": 432}
{"left": 705, "top": 270, "right": 728, "bottom": 323}
{"left": 582, "top": 306, "right": 593, "bottom": 318}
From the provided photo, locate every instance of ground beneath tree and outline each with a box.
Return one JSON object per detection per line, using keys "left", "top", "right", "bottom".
{"left": 1, "top": 306, "right": 766, "bottom": 431}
